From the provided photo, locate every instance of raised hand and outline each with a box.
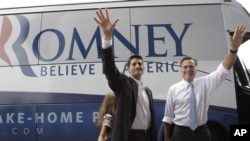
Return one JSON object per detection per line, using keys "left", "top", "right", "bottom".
{"left": 230, "top": 24, "right": 247, "bottom": 51}
{"left": 94, "top": 8, "right": 119, "bottom": 40}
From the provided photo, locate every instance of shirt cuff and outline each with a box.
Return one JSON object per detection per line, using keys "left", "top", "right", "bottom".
{"left": 162, "top": 116, "right": 173, "bottom": 124}
{"left": 102, "top": 39, "right": 112, "bottom": 49}
{"left": 219, "top": 63, "right": 230, "bottom": 74}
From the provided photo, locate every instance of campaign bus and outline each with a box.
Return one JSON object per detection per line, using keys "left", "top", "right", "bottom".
{"left": 0, "top": 0, "right": 249, "bottom": 141}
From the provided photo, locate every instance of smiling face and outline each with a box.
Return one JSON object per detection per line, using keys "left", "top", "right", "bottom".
{"left": 180, "top": 58, "right": 197, "bottom": 82}
{"left": 127, "top": 55, "right": 144, "bottom": 80}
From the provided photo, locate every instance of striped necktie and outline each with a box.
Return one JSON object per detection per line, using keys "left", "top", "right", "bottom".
{"left": 189, "top": 83, "right": 198, "bottom": 130}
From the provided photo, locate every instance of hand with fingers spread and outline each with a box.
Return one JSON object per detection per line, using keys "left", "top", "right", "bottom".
{"left": 94, "top": 8, "right": 119, "bottom": 40}
{"left": 230, "top": 24, "right": 247, "bottom": 51}
{"left": 222, "top": 24, "right": 247, "bottom": 70}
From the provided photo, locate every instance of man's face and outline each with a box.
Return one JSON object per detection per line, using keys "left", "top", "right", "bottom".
{"left": 127, "top": 58, "right": 144, "bottom": 80}
{"left": 181, "top": 59, "right": 196, "bottom": 82}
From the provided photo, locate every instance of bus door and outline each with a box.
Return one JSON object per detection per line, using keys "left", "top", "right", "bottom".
{"left": 234, "top": 32, "right": 250, "bottom": 124}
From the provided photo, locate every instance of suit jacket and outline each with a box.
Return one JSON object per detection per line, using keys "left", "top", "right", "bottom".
{"left": 101, "top": 47, "right": 158, "bottom": 141}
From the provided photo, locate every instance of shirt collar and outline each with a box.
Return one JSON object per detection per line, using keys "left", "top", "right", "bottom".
{"left": 130, "top": 76, "right": 145, "bottom": 87}
{"left": 181, "top": 79, "right": 196, "bottom": 88}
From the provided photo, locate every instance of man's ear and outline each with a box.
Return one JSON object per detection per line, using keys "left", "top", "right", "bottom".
{"left": 127, "top": 66, "right": 130, "bottom": 73}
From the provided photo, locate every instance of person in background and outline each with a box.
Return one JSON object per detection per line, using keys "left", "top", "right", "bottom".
{"left": 97, "top": 92, "right": 117, "bottom": 141}
{"left": 162, "top": 24, "right": 247, "bottom": 141}
{"left": 94, "top": 8, "right": 158, "bottom": 141}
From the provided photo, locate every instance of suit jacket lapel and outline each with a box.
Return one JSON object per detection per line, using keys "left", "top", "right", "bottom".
{"left": 129, "top": 77, "right": 138, "bottom": 120}
{"left": 145, "top": 87, "right": 154, "bottom": 113}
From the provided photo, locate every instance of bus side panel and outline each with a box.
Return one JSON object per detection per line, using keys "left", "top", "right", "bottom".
{"left": 0, "top": 105, "right": 36, "bottom": 140}
{"left": 0, "top": 1, "right": 250, "bottom": 141}
{"left": 36, "top": 103, "right": 100, "bottom": 141}
{"left": 0, "top": 103, "right": 101, "bottom": 141}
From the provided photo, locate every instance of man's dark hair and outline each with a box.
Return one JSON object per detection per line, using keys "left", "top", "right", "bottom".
{"left": 127, "top": 54, "right": 143, "bottom": 67}
{"left": 180, "top": 56, "right": 198, "bottom": 67}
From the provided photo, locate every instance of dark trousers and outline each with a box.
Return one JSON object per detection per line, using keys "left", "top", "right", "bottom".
{"left": 171, "top": 124, "right": 211, "bottom": 141}
{"left": 128, "top": 128, "right": 152, "bottom": 141}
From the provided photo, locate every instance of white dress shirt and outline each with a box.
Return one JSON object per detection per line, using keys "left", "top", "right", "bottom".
{"left": 162, "top": 63, "right": 229, "bottom": 126}
{"left": 130, "top": 77, "right": 151, "bottom": 130}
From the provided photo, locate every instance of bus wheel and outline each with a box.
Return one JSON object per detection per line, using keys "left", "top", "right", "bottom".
{"left": 208, "top": 122, "right": 229, "bottom": 141}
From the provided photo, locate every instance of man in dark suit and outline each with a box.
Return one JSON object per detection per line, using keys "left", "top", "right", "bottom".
{"left": 94, "top": 8, "right": 158, "bottom": 141}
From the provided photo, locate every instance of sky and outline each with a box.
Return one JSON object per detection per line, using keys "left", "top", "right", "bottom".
{"left": 0, "top": 0, "right": 249, "bottom": 67}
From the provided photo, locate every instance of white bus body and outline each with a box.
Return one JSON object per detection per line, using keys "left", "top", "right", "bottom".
{"left": 0, "top": 0, "right": 249, "bottom": 141}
